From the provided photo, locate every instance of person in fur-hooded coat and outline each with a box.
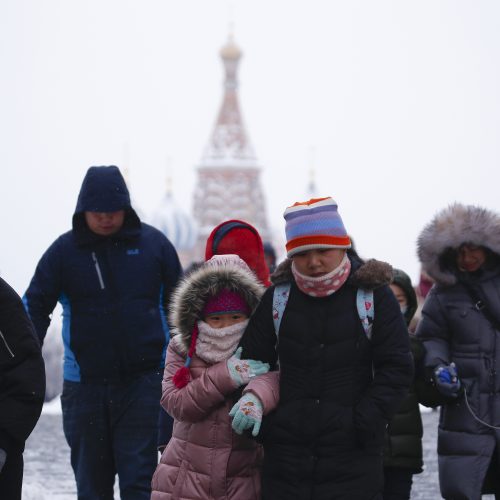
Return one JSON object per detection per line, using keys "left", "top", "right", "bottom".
{"left": 416, "top": 203, "right": 500, "bottom": 500}
{"left": 233, "top": 197, "right": 413, "bottom": 500}
{"left": 151, "top": 255, "right": 279, "bottom": 500}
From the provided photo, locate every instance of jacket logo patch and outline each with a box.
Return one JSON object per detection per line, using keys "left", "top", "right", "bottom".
{"left": 127, "top": 249, "right": 140, "bottom": 255}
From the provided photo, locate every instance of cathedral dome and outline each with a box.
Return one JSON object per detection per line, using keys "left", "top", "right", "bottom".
{"left": 151, "top": 192, "right": 198, "bottom": 252}
{"left": 220, "top": 37, "right": 241, "bottom": 60}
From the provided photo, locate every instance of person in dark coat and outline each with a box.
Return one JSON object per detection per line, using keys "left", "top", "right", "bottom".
{"left": 263, "top": 241, "right": 277, "bottom": 274}
{"left": 383, "top": 268, "right": 441, "bottom": 500}
{"left": 23, "top": 166, "right": 182, "bottom": 499}
{"left": 416, "top": 203, "right": 500, "bottom": 500}
{"left": 0, "top": 276, "right": 45, "bottom": 500}
{"left": 230, "top": 197, "right": 414, "bottom": 500}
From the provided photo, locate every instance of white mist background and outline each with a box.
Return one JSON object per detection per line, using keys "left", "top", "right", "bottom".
{"left": 1, "top": 0, "right": 499, "bottom": 295}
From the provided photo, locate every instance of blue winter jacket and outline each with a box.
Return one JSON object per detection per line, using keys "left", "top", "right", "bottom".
{"left": 23, "top": 166, "right": 182, "bottom": 383}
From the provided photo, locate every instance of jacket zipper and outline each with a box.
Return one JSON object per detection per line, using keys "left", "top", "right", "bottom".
{"left": 0, "top": 330, "right": 15, "bottom": 358}
{"left": 92, "top": 252, "right": 106, "bottom": 290}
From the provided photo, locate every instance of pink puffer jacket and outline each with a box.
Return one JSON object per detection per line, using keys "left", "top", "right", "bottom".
{"left": 151, "top": 340, "right": 279, "bottom": 500}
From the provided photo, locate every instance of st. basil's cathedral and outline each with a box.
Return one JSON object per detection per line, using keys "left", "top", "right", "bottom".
{"left": 149, "top": 34, "right": 315, "bottom": 267}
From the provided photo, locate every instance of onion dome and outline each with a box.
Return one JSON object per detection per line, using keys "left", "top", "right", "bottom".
{"left": 151, "top": 190, "right": 198, "bottom": 252}
{"left": 220, "top": 35, "right": 242, "bottom": 61}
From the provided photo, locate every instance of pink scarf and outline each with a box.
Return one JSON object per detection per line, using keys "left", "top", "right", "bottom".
{"left": 195, "top": 319, "right": 249, "bottom": 364}
{"left": 291, "top": 254, "right": 351, "bottom": 297}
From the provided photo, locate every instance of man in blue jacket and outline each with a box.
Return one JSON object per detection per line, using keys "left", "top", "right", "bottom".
{"left": 24, "top": 166, "right": 182, "bottom": 499}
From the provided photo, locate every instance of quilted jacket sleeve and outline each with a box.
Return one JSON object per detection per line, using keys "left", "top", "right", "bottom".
{"left": 161, "top": 343, "right": 239, "bottom": 423}
{"left": 415, "top": 287, "right": 452, "bottom": 371}
{"left": 23, "top": 238, "right": 63, "bottom": 345}
{"left": 244, "top": 370, "right": 280, "bottom": 415}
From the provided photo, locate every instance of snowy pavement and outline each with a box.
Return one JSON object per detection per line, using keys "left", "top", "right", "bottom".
{"left": 20, "top": 402, "right": 484, "bottom": 499}
{"left": 23, "top": 400, "right": 75, "bottom": 499}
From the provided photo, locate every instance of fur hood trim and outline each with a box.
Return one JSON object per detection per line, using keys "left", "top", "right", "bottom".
{"left": 169, "top": 261, "right": 265, "bottom": 354}
{"left": 271, "top": 257, "right": 393, "bottom": 290}
{"left": 417, "top": 203, "right": 500, "bottom": 286}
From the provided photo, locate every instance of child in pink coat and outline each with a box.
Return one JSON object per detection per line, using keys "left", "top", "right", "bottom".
{"left": 151, "top": 255, "right": 279, "bottom": 500}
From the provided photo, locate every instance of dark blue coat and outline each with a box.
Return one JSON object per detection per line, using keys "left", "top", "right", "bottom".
{"left": 23, "top": 166, "right": 182, "bottom": 382}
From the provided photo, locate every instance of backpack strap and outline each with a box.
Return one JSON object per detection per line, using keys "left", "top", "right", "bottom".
{"left": 273, "top": 283, "right": 291, "bottom": 337}
{"left": 357, "top": 288, "right": 374, "bottom": 340}
{"left": 273, "top": 284, "right": 374, "bottom": 343}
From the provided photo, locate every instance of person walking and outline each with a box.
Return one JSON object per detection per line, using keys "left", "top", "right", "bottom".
{"left": 151, "top": 254, "right": 278, "bottom": 499}
{"left": 205, "top": 219, "right": 271, "bottom": 286}
{"left": 156, "top": 218, "right": 271, "bottom": 452}
{"left": 23, "top": 165, "right": 182, "bottom": 499}
{"left": 383, "top": 268, "right": 441, "bottom": 499}
{"left": 0, "top": 276, "right": 45, "bottom": 500}
{"left": 416, "top": 203, "right": 500, "bottom": 500}
{"left": 230, "top": 196, "right": 414, "bottom": 500}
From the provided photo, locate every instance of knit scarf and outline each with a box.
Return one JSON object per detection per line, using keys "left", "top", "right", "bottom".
{"left": 195, "top": 319, "right": 249, "bottom": 364}
{"left": 291, "top": 254, "right": 351, "bottom": 297}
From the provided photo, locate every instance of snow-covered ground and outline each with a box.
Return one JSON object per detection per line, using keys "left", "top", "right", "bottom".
{"left": 40, "top": 396, "right": 62, "bottom": 416}
{"left": 23, "top": 406, "right": 74, "bottom": 499}
{"left": 23, "top": 397, "right": 119, "bottom": 499}
{"left": 21, "top": 402, "right": 491, "bottom": 499}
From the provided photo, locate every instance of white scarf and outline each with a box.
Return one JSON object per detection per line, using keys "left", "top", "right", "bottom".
{"left": 195, "top": 319, "right": 249, "bottom": 364}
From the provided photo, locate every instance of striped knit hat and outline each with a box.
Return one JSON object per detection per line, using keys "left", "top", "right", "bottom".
{"left": 284, "top": 197, "right": 351, "bottom": 257}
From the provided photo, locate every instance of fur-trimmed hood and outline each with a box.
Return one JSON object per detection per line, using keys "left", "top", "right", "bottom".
{"left": 271, "top": 253, "right": 393, "bottom": 290}
{"left": 169, "top": 257, "right": 265, "bottom": 354}
{"left": 417, "top": 203, "right": 500, "bottom": 286}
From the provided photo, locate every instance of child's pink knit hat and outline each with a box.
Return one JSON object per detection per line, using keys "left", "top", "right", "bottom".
{"left": 202, "top": 289, "right": 250, "bottom": 317}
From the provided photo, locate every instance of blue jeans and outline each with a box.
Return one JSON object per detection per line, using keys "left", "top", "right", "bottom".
{"left": 61, "top": 371, "right": 162, "bottom": 500}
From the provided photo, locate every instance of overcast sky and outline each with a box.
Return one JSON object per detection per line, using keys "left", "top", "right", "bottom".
{"left": 1, "top": 0, "right": 499, "bottom": 294}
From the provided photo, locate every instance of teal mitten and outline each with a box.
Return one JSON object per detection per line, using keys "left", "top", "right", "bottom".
{"left": 229, "top": 392, "right": 263, "bottom": 437}
{"left": 226, "top": 347, "right": 270, "bottom": 387}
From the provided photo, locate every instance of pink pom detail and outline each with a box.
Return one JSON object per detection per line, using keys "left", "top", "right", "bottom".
{"left": 173, "top": 366, "right": 191, "bottom": 388}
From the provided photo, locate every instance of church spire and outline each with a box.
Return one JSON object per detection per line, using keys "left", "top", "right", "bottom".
{"left": 307, "top": 147, "right": 318, "bottom": 197}
{"left": 192, "top": 33, "right": 270, "bottom": 257}
{"left": 201, "top": 34, "right": 256, "bottom": 166}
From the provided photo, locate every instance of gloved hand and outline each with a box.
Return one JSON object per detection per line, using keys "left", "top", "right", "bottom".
{"left": 434, "top": 362, "right": 461, "bottom": 398}
{"left": 0, "top": 448, "right": 6, "bottom": 474}
{"left": 227, "top": 347, "right": 270, "bottom": 387}
{"left": 229, "top": 392, "right": 264, "bottom": 437}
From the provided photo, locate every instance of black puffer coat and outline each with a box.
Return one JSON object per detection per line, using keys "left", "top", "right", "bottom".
{"left": 240, "top": 255, "right": 413, "bottom": 500}
{"left": 0, "top": 277, "right": 45, "bottom": 455}
{"left": 383, "top": 269, "right": 442, "bottom": 472}
{"left": 416, "top": 203, "right": 500, "bottom": 500}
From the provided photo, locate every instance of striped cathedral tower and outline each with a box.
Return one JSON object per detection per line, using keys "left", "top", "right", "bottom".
{"left": 192, "top": 34, "right": 269, "bottom": 258}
